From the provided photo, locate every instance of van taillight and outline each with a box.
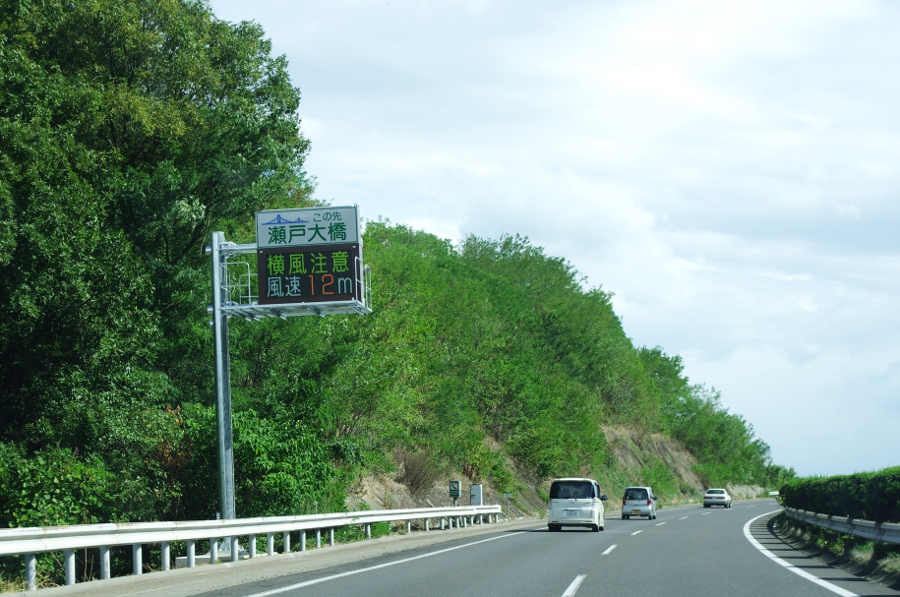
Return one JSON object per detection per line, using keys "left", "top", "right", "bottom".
{"left": 622, "top": 498, "right": 626, "bottom": 505}
{"left": 647, "top": 499, "right": 652, "bottom": 505}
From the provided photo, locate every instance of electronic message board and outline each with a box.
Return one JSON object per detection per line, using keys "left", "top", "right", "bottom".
{"left": 257, "top": 243, "right": 362, "bottom": 305}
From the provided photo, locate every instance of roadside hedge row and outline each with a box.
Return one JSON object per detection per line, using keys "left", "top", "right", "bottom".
{"left": 779, "top": 466, "right": 900, "bottom": 523}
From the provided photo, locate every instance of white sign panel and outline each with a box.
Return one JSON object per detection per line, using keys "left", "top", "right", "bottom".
{"left": 256, "top": 206, "right": 360, "bottom": 249}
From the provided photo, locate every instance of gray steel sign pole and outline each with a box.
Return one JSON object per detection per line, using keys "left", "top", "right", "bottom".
{"left": 210, "top": 231, "right": 236, "bottom": 520}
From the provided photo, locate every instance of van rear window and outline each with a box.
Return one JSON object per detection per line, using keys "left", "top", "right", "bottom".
{"left": 625, "top": 488, "right": 648, "bottom": 500}
{"left": 550, "top": 481, "right": 594, "bottom": 499}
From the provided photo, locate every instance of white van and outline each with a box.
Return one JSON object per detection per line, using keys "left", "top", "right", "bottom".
{"left": 547, "top": 478, "right": 608, "bottom": 532}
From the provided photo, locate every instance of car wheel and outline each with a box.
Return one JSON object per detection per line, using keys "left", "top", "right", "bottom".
{"left": 704, "top": 504, "right": 710, "bottom": 508}
{"left": 592, "top": 524, "right": 600, "bottom": 532}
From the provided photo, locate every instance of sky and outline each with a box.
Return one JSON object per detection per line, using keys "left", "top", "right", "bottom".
{"left": 207, "top": 0, "right": 900, "bottom": 478}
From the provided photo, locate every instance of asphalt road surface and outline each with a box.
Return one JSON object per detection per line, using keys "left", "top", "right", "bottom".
{"left": 22, "top": 499, "right": 900, "bottom": 597}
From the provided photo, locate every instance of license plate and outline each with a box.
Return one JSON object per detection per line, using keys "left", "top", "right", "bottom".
{"left": 632, "top": 509, "right": 641, "bottom": 515}
{"left": 564, "top": 509, "right": 580, "bottom": 517}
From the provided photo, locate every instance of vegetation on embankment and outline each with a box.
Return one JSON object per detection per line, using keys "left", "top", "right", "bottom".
{"left": 779, "top": 467, "right": 900, "bottom": 523}
{"left": 0, "top": 0, "right": 795, "bottom": 537}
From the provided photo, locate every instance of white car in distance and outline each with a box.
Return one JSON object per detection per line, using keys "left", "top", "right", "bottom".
{"left": 703, "top": 488, "right": 733, "bottom": 508}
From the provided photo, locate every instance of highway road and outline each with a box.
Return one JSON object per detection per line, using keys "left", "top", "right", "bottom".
{"left": 26, "top": 499, "right": 900, "bottom": 597}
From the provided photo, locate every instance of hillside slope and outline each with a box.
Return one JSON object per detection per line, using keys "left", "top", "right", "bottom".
{"left": 348, "top": 426, "right": 766, "bottom": 519}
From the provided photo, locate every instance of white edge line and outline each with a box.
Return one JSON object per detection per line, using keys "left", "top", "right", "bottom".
{"left": 242, "top": 531, "right": 527, "bottom": 597}
{"left": 562, "top": 574, "right": 587, "bottom": 597}
{"left": 743, "top": 510, "right": 858, "bottom": 597}
{"left": 601, "top": 544, "right": 617, "bottom": 555}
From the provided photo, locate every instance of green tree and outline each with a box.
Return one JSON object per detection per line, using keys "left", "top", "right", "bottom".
{"left": 0, "top": 0, "right": 314, "bottom": 523}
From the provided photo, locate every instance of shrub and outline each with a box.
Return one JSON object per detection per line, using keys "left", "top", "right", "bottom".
{"left": 395, "top": 450, "right": 440, "bottom": 496}
{"left": 780, "top": 467, "right": 900, "bottom": 523}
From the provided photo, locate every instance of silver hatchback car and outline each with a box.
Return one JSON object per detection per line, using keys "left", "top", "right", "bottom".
{"left": 622, "top": 486, "right": 657, "bottom": 520}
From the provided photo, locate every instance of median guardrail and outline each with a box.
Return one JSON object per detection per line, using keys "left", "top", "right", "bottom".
{"left": 0, "top": 504, "right": 502, "bottom": 591}
{"left": 784, "top": 507, "right": 900, "bottom": 545}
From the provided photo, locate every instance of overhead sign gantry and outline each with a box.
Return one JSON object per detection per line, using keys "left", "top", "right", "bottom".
{"left": 208, "top": 205, "right": 371, "bottom": 520}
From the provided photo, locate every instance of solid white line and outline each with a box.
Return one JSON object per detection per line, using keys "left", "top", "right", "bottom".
{"left": 601, "top": 544, "right": 618, "bottom": 555}
{"left": 240, "top": 531, "right": 527, "bottom": 597}
{"left": 562, "top": 574, "right": 586, "bottom": 597}
{"left": 743, "top": 510, "right": 858, "bottom": 597}
{"left": 630, "top": 530, "right": 643, "bottom": 536}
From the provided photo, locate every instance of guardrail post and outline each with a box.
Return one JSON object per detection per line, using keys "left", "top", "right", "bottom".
{"left": 161, "top": 542, "right": 170, "bottom": 571}
{"left": 329, "top": 528, "right": 335, "bottom": 546}
{"left": 425, "top": 518, "right": 430, "bottom": 531}
{"left": 133, "top": 544, "right": 143, "bottom": 575}
{"left": 25, "top": 554, "right": 36, "bottom": 591}
{"left": 249, "top": 535, "right": 257, "bottom": 559}
{"left": 100, "top": 546, "right": 110, "bottom": 579}
{"left": 267, "top": 533, "right": 274, "bottom": 556}
{"left": 365, "top": 523, "right": 371, "bottom": 538}
{"left": 187, "top": 540, "right": 196, "bottom": 568}
{"left": 299, "top": 530, "right": 306, "bottom": 552}
{"left": 406, "top": 520, "right": 411, "bottom": 534}
{"left": 283, "top": 532, "right": 290, "bottom": 553}
{"left": 230, "top": 537, "right": 239, "bottom": 562}
{"left": 316, "top": 529, "right": 321, "bottom": 549}
{"left": 210, "top": 539, "right": 218, "bottom": 563}
{"left": 64, "top": 549, "right": 75, "bottom": 585}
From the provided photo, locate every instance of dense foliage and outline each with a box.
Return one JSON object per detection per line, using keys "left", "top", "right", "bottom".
{"left": 780, "top": 467, "right": 900, "bottom": 523}
{"left": 0, "top": 0, "right": 792, "bottom": 549}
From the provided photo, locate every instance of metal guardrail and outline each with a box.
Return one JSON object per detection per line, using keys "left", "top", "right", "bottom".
{"left": 784, "top": 507, "right": 900, "bottom": 545}
{"left": 0, "top": 505, "right": 502, "bottom": 592}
